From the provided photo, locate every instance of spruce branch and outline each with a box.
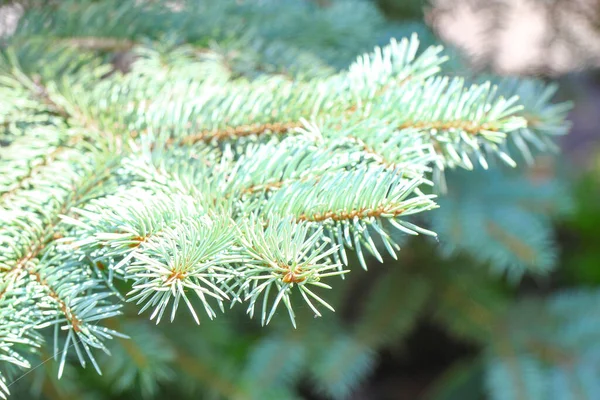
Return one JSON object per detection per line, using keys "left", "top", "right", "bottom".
{"left": 126, "top": 215, "right": 239, "bottom": 325}
{"left": 262, "top": 167, "right": 437, "bottom": 268}
{"left": 235, "top": 215, "right": 346, "bottom": 328}
{"left": 0, "top": 150, "right": 123, "bottom": 382}
{"left": 0, "top": 1, "right": 574, "bottom": 394}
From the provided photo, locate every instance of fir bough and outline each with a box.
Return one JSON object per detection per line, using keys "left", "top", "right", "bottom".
{"left": 0, "top": 0, "right": 577, "bottom": 399}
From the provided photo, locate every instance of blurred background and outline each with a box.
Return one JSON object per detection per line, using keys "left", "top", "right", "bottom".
{"left": 3, "top": 0, "right": 600, "bottom": 399}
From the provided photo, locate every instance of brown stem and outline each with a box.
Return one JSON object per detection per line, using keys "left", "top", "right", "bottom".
{"left": 169, "top": 121, "right": 302, "bottom": 145}
{"left": 297, "top": 205, "right": 405, "bottom": 223}
{"left": 398, "top": 119, "right": 499, "bottom": 135}
{"left": 61, "top": 37, "right": 136, "bottom": 52}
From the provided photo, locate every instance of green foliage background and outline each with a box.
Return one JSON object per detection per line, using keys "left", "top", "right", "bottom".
{"left": 1, "top": 1, "right": 598, "bottom": 399}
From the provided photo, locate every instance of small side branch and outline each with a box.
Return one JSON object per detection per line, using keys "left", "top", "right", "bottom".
{"left": 173, "top": 121, "right": 302, "bottom": 145}
{"left": 297, "top": 205, "right": 405, "bottom": 223}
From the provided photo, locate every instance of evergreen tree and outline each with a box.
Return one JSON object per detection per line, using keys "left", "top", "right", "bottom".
{"left": 0, "top": 1, "right": 588, "bottom": 399}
